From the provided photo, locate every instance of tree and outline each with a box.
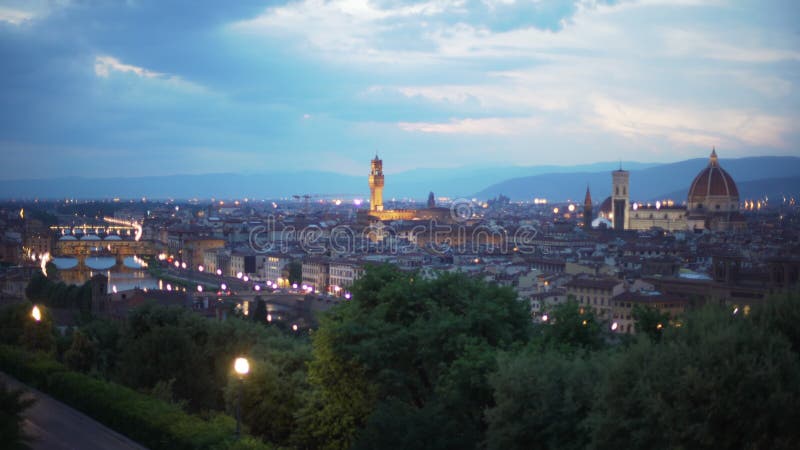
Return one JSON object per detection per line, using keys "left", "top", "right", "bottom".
{"left": 115, "top": 304, "right": 215, "bottom": 410}
{"left": 590, "top": 306, "right": 800, "bottom": 450}
{"left": 250, "top": 297, "right": 267, "bottom": 323}
{"left": 19, "top": 305, "right": 56, "bottom": 354}
{"left": 64, "top": 330, "right": 97, "bottom": 373}
{"left": 536, "top": 299, "right": 607, "bottom": 352}
{"left": 287, "top": 261, "right": 302, "bottom": 286}
{"left": 0, "top": 381, "right": 35, "bottom": 450}
{"left": 298, "top": 264, "right": 531, "bottom": 450}
{"left": 632, "top": 304, "right": 670, "bottom": 341}
{"left": 486, "top": 348, "right": 597, "bottom": 450}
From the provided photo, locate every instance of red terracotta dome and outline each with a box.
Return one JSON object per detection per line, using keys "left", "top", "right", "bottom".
{"left": 687, "top": 149, "right": 739, "bottom": 202}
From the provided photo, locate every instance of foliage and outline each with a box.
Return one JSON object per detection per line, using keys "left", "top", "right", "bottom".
{"left": 0, "top": 301, "right": 58, "bottom": 354}
{"left": 486, "top": 348, "right": 598, "bottom": 450}
{"left": 287, "top": 260, "right": 302, "bottom": 286}
{"left": 535, "top": 300, "right": 607, "bottom": 352}
{"left": 25, "top": 271, "right": 92, "bottom": 312}
{"left": 110, "top": 301, "right": 311, "bottom": 448}
{"left": 632, "top": 303, "right": 671, "bottom": 341}
{"left": 0, "top": 381, "right": 36, "bottom": 450}
{"left": 299, "top": 264, "right": 531, "bottom": 450}
{"left": 250, "top": 297, "right": 267, "bottom": 323}
{"left": 115, "top": 304, "right": 217, "bottom": 410}
{"left": 590, "top": 305, "right": 800, "bottom": 450}
{"left": 64, "top": 329, "right": 97, "bottom": 373}
{"left": 0, "top": 344, "right": 274, "bottom": 450}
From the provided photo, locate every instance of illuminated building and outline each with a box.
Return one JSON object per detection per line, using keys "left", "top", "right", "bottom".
{"left": 599, "top": 149, "right": 744, "bottom": 232}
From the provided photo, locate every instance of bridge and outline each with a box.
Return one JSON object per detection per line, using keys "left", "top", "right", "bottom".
{"left": 54, "top": 236, "right": 159, "bottom": 269}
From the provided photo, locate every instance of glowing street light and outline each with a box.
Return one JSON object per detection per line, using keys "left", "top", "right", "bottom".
{"left": 197, "top": 285, "right": 203, "bottom": 292}
{"left": 242, "top": 275, "right": 249, "bottom": 282}
{"left": 611, "top": 322, "right": 619, "bottom": 331}
{"left": 198, "top": 265, "right": 204, "bottom": 272}
{"left": 541, "top": 314, "right": 548, "bottom": 322}
{"left": 236, "top": 272, "right": 243, "bottom": 279}
{"left": 221, "top": 283, "right": 227, "bottom": 291}
{"left": 233, "top": 357, "right": 250, "bottom": 440}
{"left": 216, "top": 269, "right": 222, "bottom": 276}
{"left": 31, "top": 305, "right": 41, "bottom": 322}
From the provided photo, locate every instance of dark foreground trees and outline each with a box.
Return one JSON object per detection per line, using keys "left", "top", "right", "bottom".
{"left": 486, "top": 293, "right": 800, "bottom": 450}
{"left": 6, "top": 264, "right": 800, "bottom": 450}
{"left": 0, "top": 381, "right": 35, "bottom": 450}
{"left": 298, "top": 264, "right": 531, "bottom": 450}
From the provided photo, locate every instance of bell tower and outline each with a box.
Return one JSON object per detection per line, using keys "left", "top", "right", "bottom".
{"left": 369, "top": 154, "right": 384, "bottom": 212}
{"left": 612, "top": 166, "right": 629, "bottom": 231}
{"left": 583, "top": 185, "right": 593, "bottom": 229}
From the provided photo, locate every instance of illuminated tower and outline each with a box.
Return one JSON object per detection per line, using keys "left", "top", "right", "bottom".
{"left": 612, "top": 166, "right": 629, "bottom": 231}
{"left": 369, "top": 154, "right": 384, "bottom": 212}
{"left": 583, "top": 185, "right": 593, "bottom": 229}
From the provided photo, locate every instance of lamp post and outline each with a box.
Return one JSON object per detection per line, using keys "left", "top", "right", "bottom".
{"left": 233, "top": 357, "right": 250, "bottom": 439}
{"left": 31, "top": 305, "right": 42, "bottom": 322}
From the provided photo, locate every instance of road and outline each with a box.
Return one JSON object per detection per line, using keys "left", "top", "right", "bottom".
{"left": 0, "top": 372, "right": 147, "bottom": 450}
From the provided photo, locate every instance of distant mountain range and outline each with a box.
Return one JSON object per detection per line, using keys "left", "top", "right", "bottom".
{"left": 474, "top": 156, "right": 800, "bottom": 202}
{"left": 0, "top": 157, "right": 797, "bottom": 202}
{"left": 0, "top": 161, "right": 657, "bottom": 200}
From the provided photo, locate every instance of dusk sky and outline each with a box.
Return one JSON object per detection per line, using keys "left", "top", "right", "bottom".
{"left": 1, "top": 0, "right": 798, "bottom": 179}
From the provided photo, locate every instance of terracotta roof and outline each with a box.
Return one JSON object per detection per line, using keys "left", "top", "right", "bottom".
{"left": 688, "top": 149, "right": 739, "bottom": 201}
{"left": 565, "top": 277, "right": 621, "bottom": 290}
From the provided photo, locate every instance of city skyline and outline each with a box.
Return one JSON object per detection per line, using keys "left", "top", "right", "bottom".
{"left": 1, "top": 0, "right": 798, "bottom": 180}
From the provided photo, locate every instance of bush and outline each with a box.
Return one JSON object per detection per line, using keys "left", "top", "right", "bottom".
{"left": 0, "top": 345, "right": 273, "bottom": 450}
{"left": 0, "top": 380, "right": 36, "bottom": 450}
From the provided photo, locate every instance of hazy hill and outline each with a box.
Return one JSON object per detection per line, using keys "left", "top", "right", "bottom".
{"left": 0, "top": 161, "right": 656, "bottom": 200}
{"left": 657, "top": 175, "right": 800, "bottom": 203}
{"left": 474, "top": 156, "right": 800, "bottom": 202}
{"left": 0, "top": 157, "right": 796, "bottom": 201}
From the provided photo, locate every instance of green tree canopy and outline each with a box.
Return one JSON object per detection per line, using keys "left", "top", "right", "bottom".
{"left": 298, "top": 264, "right": 531, "bottom": 450}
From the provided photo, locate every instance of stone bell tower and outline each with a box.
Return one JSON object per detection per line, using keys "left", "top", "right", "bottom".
{"left": 369, "top": 154, "right": 384, "bottom": 212}
{"left": 612, "top": 166, "right": 629, "bottom": 231}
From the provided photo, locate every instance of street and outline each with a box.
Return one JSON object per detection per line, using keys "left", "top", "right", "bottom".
{"left": 0, "top": 372, "right": 147, "bottom": 450}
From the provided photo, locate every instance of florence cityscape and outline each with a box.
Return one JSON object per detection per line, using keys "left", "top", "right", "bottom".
{"left": 0, "top": 1, "right": 799, "bottom": 449}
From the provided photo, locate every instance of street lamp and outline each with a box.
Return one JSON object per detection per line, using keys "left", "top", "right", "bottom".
{"left": 31, "top": 305, "right": 41, "bottom": 322}
{"left": 233, "top": 357, "right": 250, "bottom": 440}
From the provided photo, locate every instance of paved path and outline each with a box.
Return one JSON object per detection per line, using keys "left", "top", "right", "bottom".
{"left": 0, "top": 372, "right": 147, "bottom": 450}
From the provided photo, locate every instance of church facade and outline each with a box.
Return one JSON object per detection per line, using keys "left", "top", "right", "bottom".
{"left": 598, "top": 149, "right": 745, "bottom": 232}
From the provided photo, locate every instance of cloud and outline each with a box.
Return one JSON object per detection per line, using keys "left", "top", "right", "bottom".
{"left": 94, "top": 55, "right": 163, "bottom": 78}
{"left": 398, "top": 116, "right": 540, "bottom": 134}
{"left": 0, "top": 0, "right": 798, "bottom": 179}
{"left": 588, "top": 95, "right": 794, "bottom": 149}
{"left": 0, "top": 7, "right": 34, "bottom": 25}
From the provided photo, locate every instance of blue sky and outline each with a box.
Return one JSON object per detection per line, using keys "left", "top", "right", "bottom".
{"left": 0, "top": 0, "right": 798, "bottom": 179}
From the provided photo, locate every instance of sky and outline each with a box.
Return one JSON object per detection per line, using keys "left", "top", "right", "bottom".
{"left": 0, "top": 0, "right": 798, "bottom": 179}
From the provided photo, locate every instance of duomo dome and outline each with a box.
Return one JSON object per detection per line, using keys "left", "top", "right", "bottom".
{"left": 687, "top": 149, "right": 739, "bottom": 214}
